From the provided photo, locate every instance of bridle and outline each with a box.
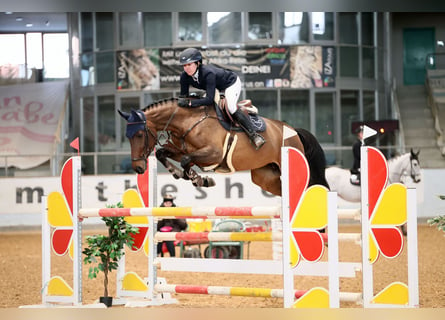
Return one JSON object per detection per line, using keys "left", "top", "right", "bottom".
{"left": 127, "top": 120, "right": 157, "bottom": 163}
{"left": 128, "top": 105, "right": 212, "bottom": 162}
{"left": 408, "top": 154, "right": 421, "bottom": 183}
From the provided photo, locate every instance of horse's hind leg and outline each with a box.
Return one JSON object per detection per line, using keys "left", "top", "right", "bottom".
{"left": 251, "top": 164, "right": 282, "bottom": 196}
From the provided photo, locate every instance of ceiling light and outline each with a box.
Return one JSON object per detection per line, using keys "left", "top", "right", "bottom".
{"left": 26, "top": 23, "right": 33, "bottom": 27}
{"left": 16, "top": 17, "right": 23, "bottom": 21}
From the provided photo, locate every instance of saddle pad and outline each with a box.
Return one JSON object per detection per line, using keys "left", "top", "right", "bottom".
{"left": 214, "top": 104, "right": 266, "bottom": 132}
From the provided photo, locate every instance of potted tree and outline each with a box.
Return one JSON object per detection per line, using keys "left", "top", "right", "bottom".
{"left": 82, "top": 202, "right": 139, "bottom": 307}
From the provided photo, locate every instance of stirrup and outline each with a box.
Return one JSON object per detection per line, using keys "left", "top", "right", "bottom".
{"left": 251, "top": 134, "right": 265, "bottom": 150}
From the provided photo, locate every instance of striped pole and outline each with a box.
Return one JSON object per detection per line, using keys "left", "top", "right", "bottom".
{"left": 79, "top": 206, "right": 281, "bottom": 219}
{"left": 155, "top": 284, "right": 363, "bottom": 303}
{"left": 155, "top": 231, "right": 281, "bottom": 242}
{"left": 155, "top": 232, "right": 361, "bottom": 244}
{"left": 155, "top": 283, "right": 306, "bottom": 298}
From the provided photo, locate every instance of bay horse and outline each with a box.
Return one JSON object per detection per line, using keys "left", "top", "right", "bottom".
{"left": 118, "top": 97, "right": 329, "bottom": 196}
{"left": 325, "top": 149, "right": 421, "bottom": 203}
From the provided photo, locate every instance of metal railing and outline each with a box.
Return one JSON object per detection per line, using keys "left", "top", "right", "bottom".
{"left": 425, "top": 52, "right": 445, "bottom": 156}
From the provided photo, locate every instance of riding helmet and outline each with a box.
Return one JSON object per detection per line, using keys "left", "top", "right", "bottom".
{"left": 179, "top": 48, "right": 202, "bottom": 65}
{"left": 162, "top": 193, "right": 176, "bottom": 201}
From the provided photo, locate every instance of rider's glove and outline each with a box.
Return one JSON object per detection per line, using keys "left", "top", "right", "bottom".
{"left": 178, "top": 98, "right": 190, "bottom": 107}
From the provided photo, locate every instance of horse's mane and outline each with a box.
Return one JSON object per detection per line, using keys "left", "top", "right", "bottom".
{"left": 141, "top": 97, "right": 178, "bottom": 112}
{"left": 387, "top": 151, "right": 415, "bottom": 164}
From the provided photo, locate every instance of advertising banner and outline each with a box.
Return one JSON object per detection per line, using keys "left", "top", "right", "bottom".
{"left": 123, "top": 46, "right": 336, "bottom": 90}
{"left": 0, "top": 81, "right": 68, "bottom": 169}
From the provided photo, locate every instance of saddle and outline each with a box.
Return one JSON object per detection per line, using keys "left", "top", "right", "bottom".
{"left": 215, "top": 95, "right": 266, "bottom": 133}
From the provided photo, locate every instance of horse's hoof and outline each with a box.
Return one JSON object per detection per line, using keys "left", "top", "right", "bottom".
{"left": 170, "top": 169, "right": 184, "bottom": 180}
{"left": 203, "top": 177, "right": 216, "bottom": 187}
{"left": 192, "top": 178, "right": 202, "bottom": 187}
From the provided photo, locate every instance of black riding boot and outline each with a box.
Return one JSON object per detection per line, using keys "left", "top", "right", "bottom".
{"left": 232, "top": 109, "right": 265, "bottom": 149}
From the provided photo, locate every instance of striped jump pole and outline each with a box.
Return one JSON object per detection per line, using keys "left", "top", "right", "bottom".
{"left": 79, "top": 206, "right": 281, "bottom": 219}
{"left": 154, "top": 283, "right": 362, "bottom": 303}
{"left": 155, "top": 231, "right": 361, "bottom": 244}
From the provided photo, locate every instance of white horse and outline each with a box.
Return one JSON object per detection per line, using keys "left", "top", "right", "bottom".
{"left": 325, "top": 149, "right": 421, "bottom": 203}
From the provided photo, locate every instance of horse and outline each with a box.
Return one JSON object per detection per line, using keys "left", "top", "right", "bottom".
{"left": 325, "top": 149, "right": 421, "bottom": 203}
{"left": 118, "top": 97, "right": 329, "bottom": 196}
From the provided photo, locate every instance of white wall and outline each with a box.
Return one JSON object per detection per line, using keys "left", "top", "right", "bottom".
{"left": 0, "top": 168, "right": 442, "bottom": 227}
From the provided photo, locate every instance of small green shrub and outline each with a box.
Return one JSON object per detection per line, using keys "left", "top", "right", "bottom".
{"left": 427, "top": 195, "right": 445, "bottom": 235}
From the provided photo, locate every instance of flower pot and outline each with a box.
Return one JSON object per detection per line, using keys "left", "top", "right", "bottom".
{"left": 99, "top": 296, "right": 113, "bottom": 307}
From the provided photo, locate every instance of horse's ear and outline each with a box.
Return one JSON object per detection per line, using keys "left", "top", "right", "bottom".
{"left": 118, "top": 109, "right": 130, "bottom": 120}
{"left": 132, "top": 109, "right": 146, "bottom": 121}
{"left": 410, "top": 148, "right": 420, "bottom": 159}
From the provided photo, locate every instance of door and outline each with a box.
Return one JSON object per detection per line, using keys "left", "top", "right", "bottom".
{"left": 403, "top": 28, "right": 435, "bottom": 85}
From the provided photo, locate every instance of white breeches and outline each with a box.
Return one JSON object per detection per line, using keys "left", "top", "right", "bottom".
{"left": 224, "top": 77, "right": 241, "bottom": 114}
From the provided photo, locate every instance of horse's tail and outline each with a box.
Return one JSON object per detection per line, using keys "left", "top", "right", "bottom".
{"left": 295, "top": 128, "right": 330, "bottom": 190}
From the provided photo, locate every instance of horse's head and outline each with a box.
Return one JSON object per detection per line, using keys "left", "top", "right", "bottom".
{"left": 118, "top": 109, "right": 157, "bottom": 174}
{"left": 409, "top": 149, "right": 422, "bottom": 183}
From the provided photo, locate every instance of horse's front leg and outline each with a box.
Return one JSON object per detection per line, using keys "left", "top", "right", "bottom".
{"left": 180, "top": 147, "right": 222, "bottom": 188}
{"left": 179, "top": 155, "right": 215, "bottom": 187}
{"left": 155, "top": 148, "right": 186, "bottom": 180}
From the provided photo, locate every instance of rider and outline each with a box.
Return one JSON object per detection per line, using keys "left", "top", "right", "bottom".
{"left": 350, "top": 125, "right": 364, "bottom": 185}
{"left": 177, "top": 47, "right": 265, "bottom": 150}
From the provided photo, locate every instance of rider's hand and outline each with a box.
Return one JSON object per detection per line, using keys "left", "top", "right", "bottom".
{"left": 178, "top": 98, "right": 190, "bottom": 107}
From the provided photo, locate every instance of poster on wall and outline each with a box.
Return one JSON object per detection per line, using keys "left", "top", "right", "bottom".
{"left": 0, "top": 81, "right": 68, "bottom": 169}
{"left": 116, "top": 48, "right": 160, "bottom": 91}
{"left": 120, "top": 46, "right": 336, "bottom": 90}
{"left": 289, "top": 46, "right": 336, "bottom": 88}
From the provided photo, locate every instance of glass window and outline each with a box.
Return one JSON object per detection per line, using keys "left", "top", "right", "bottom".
{"left": 143, "top": 12, "right": 172, "bottom": 47}
{"left": 361, "top": 12, "right": 374, "bottom": 46}
{"left": 81, "top": 12, "right": 93, "bottom": 52}
{"left": 98, "top": 95, "right": 116, "bottom": 152}
{"left": 0, "top": 34, "right": 24, "bottom": 64}
{"left": 281, "top": 90, "right": 310, "bottom": 130}
{"left": 96, "top": 12, "right": 114, "bottom": 50}
{"left": 178, "top": 12, "right": 202, "bottom": 42}
{"left": 362, "top": 47, "right": 375, "bottom": 79}
{"left": 248, "top": 12, "right": 272, "bottom": 40}
{"left": 119, "top": 13, "right": 141, "bottom": 47}
{"left": 339, "top": 13, "right": 358, "bottom": 45}
{"left": 315, "top": 92, "right": 335, "bottom": 144}
{"left": 208, "top": 12, "right": 242, "bottom": 44}
{"left": 26, "top": 33, "right": 43, "bottom": 70}
{"left": 278, "top": 12, "right": 308, "bottom": 44}
{"left": 245, "top": 90, "right": 277, "bottom": 119}
{"left": 83, "top": 97, "right": 95, "bottom": 152}
{"left": 340, "top": 90, "right": 360, "bottom": 145}
{"left": 340, "top": 46, "right": 359, "bottom": 77}
{"left": 96, "top": 52, "right": 114, "bottom": 83}
{"left": 312, "top": 12, "right": 334, "bottom": 41}
{"left": 43, "top": 33, "right": 69, "bottom": 79}
{"left": 82, "top": 96, "right": 95, "bottom": 174}
{"left": 81, "top": 53, "right": 94, "bottom": 86}
{"left": 363, "top": 90, "right": 375, "bottom": 120}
